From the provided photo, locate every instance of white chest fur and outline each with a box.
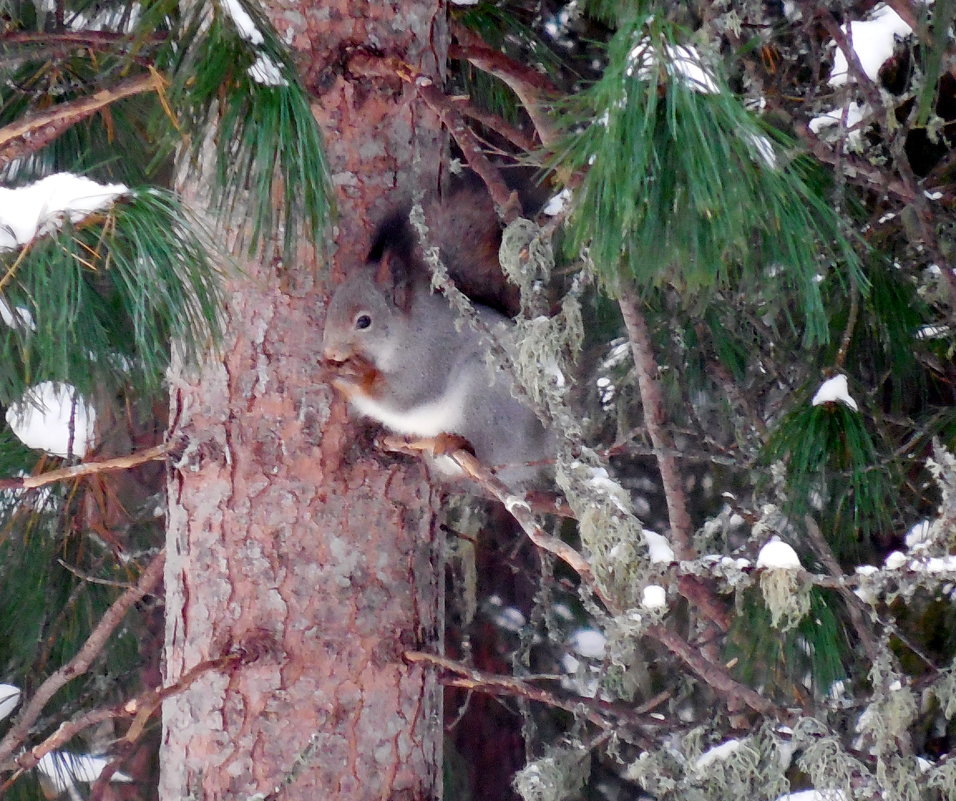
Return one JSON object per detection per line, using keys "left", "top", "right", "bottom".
{"left": 349, "top": 379, "right": 469, "bottom": 438}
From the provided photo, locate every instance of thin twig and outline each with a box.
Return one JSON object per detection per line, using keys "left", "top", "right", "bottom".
{"left": 0, "top": 551, "right": 165, "bottom": 768}
{"left": 0, "top": 444, "right": 167, "bottom": 491}
{"left": 406, "top": 651, "right": 613, "bottom": 729}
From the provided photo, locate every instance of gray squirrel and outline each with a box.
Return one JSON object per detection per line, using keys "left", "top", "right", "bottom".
{"left": 321, "top": 188, "right": 553, "bottom": 486}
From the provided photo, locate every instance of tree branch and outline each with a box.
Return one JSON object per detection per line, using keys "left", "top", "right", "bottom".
{"left": 0, "top": 444, "right": 167, "bottom": 491}
{"left": 0, "top": 72, "right": 162, "bottom": 167}
{"left": 405, "top": 650, "right": 614, "bottom": 729}
{"left": 381, "top": 435, "right": 613, "bottom": 609}
{"left": 646, "top": 624, "right": 785, "bottom": 719}
{"left": 450, "top": 22, "right": 559, "bottom": 146}
{"left": 617, "top": 287, "right": 694, "bottom": 560}
{"left": 0, "top": 551, "right": 165, "bottom": 768}
{"left": 347, "top": 51, "right": 521, "bottom": 221}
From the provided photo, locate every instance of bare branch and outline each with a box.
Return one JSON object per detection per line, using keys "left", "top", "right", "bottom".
{"left": 347, "top": 52, "right": 521, "bottom": 221}
{"left": 617, "top": 287, "right": 694, "bottom": 559}
{"left": 0, "top": 551, "right": 165, "bottom": 768}
{"left": 381, "top": 435, "right": 613, "bottom": 609}
{"left": 647, "top": 624, "right": 785, "bottom": 719}
{"left": 0, "top": 444, "right": 167, "bottom": 491}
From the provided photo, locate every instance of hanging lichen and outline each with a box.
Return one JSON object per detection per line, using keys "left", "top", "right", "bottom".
{"left": 556, "top": 447, "right": 651, "bottom": 608}
{"left": 512, "top": 742, "right": 591, "bottom": 801}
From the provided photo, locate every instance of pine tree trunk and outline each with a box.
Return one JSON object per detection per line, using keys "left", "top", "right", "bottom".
{"left": 161, "top": 3, "right": 446, "bottom": 798}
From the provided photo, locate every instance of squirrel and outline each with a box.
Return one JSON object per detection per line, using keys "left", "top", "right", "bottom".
{"left": 321, "top": 181, "right": 553, "bottom": 487}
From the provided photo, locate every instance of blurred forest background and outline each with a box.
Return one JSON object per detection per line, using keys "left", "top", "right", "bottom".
{"left": 0, "top": 0, "right": 953, "bottom": 799}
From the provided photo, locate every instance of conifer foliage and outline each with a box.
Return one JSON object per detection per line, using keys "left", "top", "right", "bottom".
{"left": 0, "top": 0, "right": 953, "bottom": 799}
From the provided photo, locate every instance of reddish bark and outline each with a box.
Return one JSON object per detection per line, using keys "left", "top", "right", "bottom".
{"left": 161, "top": 2, "right": 447, "bottom": 799}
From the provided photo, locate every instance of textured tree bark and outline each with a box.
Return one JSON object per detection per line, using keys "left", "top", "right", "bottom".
{"left": 161, "top": 2, "right": 446, "bottom": 799}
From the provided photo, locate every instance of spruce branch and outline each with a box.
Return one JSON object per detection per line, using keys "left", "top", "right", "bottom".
{"left": 0, "top": 72, "right": 162, "bottom": 166}
{"left": 0, "top": 551, "right": 165, "bottom": 769}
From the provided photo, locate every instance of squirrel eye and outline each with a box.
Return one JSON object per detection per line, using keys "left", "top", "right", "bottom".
{"left": 354, "top": 314, "right": 372, "bottom": 330}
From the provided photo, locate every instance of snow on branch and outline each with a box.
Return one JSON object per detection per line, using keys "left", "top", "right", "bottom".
{"left": 0, "top": 174, "right": 127, "bottom": 252}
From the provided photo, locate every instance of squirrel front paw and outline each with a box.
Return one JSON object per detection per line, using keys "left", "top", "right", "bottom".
{"left": 327, "top": 356, "right": 383, "bottom": 400}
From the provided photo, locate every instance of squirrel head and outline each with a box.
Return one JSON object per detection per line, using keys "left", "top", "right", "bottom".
{"left": 321, "top": 253, "right": 410, "bottom": 368}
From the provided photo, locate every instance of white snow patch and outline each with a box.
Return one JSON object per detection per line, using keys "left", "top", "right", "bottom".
{"left": 811, "top": 374, "right": 859, "bottom": 412}
{"left": 828, "top": 5, "right": 911, "bottom": 86}
{"left": 884, "top": 550, "right": 907, "bottom": 569}
{"left": 219, "top": 0, "right": 263, "bottom": 44}
{"left": 0, "top": 297, "right": 35, "bottom": 331}
{"left": 37, "top": 752, "right": 132, "bottom": 793}
{"left": 774, "top": 791, "right": 847, "bottom": 801}
{"left": 0, "top": 684, "right": 19, "bottom": 722}
{"left": 0, "top": 174, "right": 127, "bottom": 251}
{"left": 642, "top": 584, "right": 667, "bottom": 610}
{"left": 917, "top": 324, "right": 950, "bottom": 340}
{"left": 248, "top": 53, "right": 287, "bottom": 86}
{"left": 757, "top": 539, "right": 801, "bottom": 570}
{"left": 6, "top": 381, "right": 96, "bottom": 458}
{"left": 905, "top": 519, "right": 931, "bottom": 549}
{"left": 627, "top": 40, "right": 720, "bottom": 94}
{"left": 643, "top": 529, "right": 674, "bottom": 564}
{"left": 569, "top": 628, "right": 606, "bottom": 659}
{"left": 808, "top": 102, "right": 868, "bottom": 148}
{"left": 694, "top": 739, "right": 742, "bottom": 770}
{"left": 924, "top": 190, "right": 943, "bottom": 201}
{"left": 494, "top": 606, "right": 526, "bottom": 632}
{"left": 543, "top": 188, "right": 572, "bottom": 216}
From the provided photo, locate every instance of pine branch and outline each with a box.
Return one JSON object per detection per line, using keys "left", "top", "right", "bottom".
{"left": 801, "top": 2, "right": 956, "bottom": 311}
{"left": 0, "top": 551, "right": 165, "bottom": 769}
{"left": 0, "top": 444, "right": 167, "bottom": 491}
{"left": 804, "top": 516, "right": 879, "bottom": 664}
{"left": 0, "top": 72, "right": 162, "bottom": 166}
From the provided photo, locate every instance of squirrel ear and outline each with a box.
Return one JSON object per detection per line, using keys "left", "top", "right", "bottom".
{"left": 374, "top": 250, "right": 413, "bottom": 313}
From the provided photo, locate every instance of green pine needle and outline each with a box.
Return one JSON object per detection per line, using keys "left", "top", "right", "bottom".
{"left": 553, "top": 15, "right": 864, "bottom": 343}
{"left": 159, "top": 3, "right": 333, "bottom": 259}
{"left": 0, "top": 187, "right": 223, "bottom": 401}
{"left": 763, "top": 397, "right": 895, "bottom": 557}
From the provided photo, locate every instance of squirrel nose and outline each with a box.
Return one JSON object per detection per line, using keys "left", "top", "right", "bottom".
{"left": 322, "top": 342, "right": 350, "bottom": 364}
